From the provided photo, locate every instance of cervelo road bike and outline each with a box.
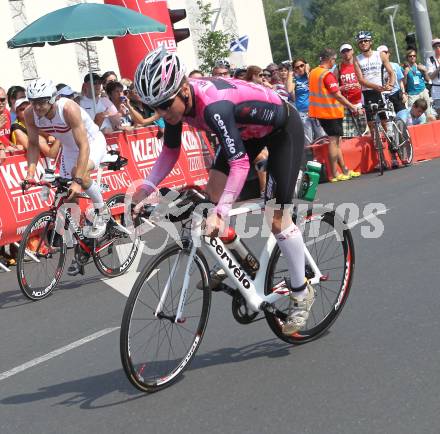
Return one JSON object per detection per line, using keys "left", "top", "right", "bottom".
{"left": 120, "top": 187, "right": 355, "bottom": 392}
{"left": 16, "top": 151, "right": 140, "bottom": 301}
{"left": 369, "top": 92, "right": 414, "bottom": 176}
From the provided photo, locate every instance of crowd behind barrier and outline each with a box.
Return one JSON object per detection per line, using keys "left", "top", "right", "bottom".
{"left": 2, "top": 34, "right": 440, "bottom": 266}
{"left": 0, "top": 125, "right": 213, "bottom": 248}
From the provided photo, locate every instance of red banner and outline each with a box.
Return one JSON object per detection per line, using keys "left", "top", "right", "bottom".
{"left": 104, "top": 0, "right": 176, "bottom": 79}
{"left": 0, "top": 125, "right": 213, "bottom": 246}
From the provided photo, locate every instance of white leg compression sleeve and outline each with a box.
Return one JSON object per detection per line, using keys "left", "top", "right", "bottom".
{"left": 275, "top": 223, "right": 306, "bottom": 289}
{"left": 85, "top": 182, "right": 104, "bottom": 209}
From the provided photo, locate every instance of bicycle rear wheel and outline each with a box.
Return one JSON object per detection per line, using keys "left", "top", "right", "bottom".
{"left": 264, "top": 207, "right": 355, "bottom": 344}
{"left": 120, "top": 243, "right": 211, "bottom": 392}
{"left": 373, "top": 126, "right": 385, "bottom": 175}
{"left": 93, "top": 194, "right": 140, "bottom": 277}
{"left": 394, "top": 118, "right": 413, "bottom": 165}
{"left": 16, "top": 211, "right": 66, "bottom": 300}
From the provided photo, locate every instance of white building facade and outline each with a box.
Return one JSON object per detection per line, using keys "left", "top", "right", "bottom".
{"left": 1, "top": 0, "right": 273, "bottom": 91}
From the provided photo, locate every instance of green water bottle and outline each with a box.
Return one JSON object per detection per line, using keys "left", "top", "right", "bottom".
{"left": 299, "top": 161, "right": 321, "bottom": 201}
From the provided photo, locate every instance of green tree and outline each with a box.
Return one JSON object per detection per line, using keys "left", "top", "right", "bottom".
{"left": 195, "top": 0, "right": 234, "bottom": 74}
{"left": 263, "top": 0, "right": 440, "bottom": 67}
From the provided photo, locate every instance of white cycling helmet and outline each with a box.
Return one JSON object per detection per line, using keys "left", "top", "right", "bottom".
{"left": 26, "top": 78, "right": 58, "bottom": 104}
{"left": 134, "top": 46, "right": 186, "bottom": 107}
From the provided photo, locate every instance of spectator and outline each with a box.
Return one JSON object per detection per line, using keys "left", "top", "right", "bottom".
{"left": 105, "top": 81, "right": 145, "bottom": 131}
{"left": 233, "top": 67, "right": 247, "bottom": 80}
{"left": 127, "top": 83, "right": 165, "bottom": 130}
{"left": 278, "top": 61, "right": 295, "bottom": 100}
{"left": 189, "top": 70, "right": 204, "bottom": 78}
{"left": 10, "top": 98, "right": 29, "bottom": 151}
{"left": 0, "top": 86, "right": 15, "bottom": 266}
{"left": 261, "top": 69, "right": 273, "bottom": 88}
{"left": 212, "top": 59, "right": 230, "bottom": 77}
{"left": 335, "top": 44, "right": 367, "bottom": 137}
{"left": 244, "top": 65, "right": 264, "bottom": 84}
{"left": 427, "top": 38, "right": 440, "bottom": 118}
{"left": 101, "top": 70, "right": 118, "bottom": 89}
{"left": 377, "top": 45, "right": 407, "bottom": 112}
{"left": 293, "top": 57, "right": 325, "bottom": 146}
{"left": 7, "top": 85, "right": 25, "bottom": 123}
{"left": 79, "top": 73, "right": 118, "bottom": 130}
{"left": 309, "top": 48, "right": 361, "bottom": 182}
{"left": 0, "top": 86, "right": 14, "bottom": 161}
{"left": 403, "top": 49, "right": 434, "bottom": 121}
{"left": 397, "top": 98, "right": 428, "bottom": 126}
{"left": 56, "top": 83, "right": 80, "bottom": 101}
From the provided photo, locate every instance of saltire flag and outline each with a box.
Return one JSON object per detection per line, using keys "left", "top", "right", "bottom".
{"left": 230, "top": 35, "right": 249, "bottom": 52}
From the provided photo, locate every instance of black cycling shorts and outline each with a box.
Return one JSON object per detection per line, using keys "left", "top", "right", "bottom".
{"left": 362, "top": 90, "right": 386, "bottom": 122}
{"left": 318, "top": 118, "right": 343, "bottom": 137}
{"left": 211, "top": 105, "right": 304, "bottom": 206}
{"left": 388, "top": 90, "right": 406, "bottom": 113}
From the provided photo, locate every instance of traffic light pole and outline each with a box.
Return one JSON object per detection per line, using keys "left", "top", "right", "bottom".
{"left": 409, "top": 0, "right": 433, "bottom": 63}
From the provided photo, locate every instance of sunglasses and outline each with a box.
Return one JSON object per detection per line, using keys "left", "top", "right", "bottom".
{"left": 263, "top": 73, "right": 272, "bottom": 78}
{"left": 258, "top": 73, "right": 264, "bottom": 77}
{"left": 151, "top": 95, "right": 177, "bottom": 111}
{"left": 407, "top": 54, "right": 416, "bottom": 58}
{"left": 294, "top": 64, "right": 305, "bottom": 69}
{"left": 0, "top": 97, "right": 6, "bottom": 103}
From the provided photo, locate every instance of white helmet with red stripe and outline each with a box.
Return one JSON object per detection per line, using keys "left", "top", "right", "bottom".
{"left": 26, "top": 78, "right": 58, "bottom": 104}
{"left": 135, "top": 46, "right": 186, "bottom": 107}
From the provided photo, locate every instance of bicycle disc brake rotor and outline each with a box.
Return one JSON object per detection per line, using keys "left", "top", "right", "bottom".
{"left": 232, "top": 292, "right": 259, "bottom": 324}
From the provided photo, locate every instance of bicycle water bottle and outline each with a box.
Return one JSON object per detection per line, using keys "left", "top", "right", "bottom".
{"left": 220, "top": 227, "right": 260, "bottom": 277}
{"left": 298, "top": 161, "right": 321, "bottom": 202}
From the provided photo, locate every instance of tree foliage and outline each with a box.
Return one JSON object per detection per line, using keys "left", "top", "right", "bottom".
{"left": 195, "top": 0, "right": 234, "bottom": 74}
{"left": 263, "top": 0, "right": 440, "bottom": 66}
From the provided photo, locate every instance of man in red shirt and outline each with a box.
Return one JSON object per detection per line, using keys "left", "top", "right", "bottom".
{"left": 0, "top": 86, "right": 13, "bottom": 162}
{"left": 335, "top": 43, "right": 367, "bottom": 137}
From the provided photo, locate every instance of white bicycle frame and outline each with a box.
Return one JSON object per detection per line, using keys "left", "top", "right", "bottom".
{"left": 153, "top": 201, "right": 324, "bottom": 323}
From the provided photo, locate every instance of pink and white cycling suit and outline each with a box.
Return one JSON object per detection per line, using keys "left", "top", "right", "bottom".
{"left": 145, "top": 77, "right": 301, "bottom": 216}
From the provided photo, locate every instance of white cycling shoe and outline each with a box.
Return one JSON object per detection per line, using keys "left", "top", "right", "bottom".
{"left": 281, "top": 280, "right": 316, "bottom": 335}
{"left": 84, "top": 206, "right": 111, "bottom": 239}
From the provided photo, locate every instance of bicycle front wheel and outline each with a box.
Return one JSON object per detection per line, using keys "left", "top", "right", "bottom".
{"left": 394, "top": 118, "right": 413, "bottom": 165}
{"left": 120, "top": 243, "right": 211, "bottom": 392}
{"left": 16, "top": 211, "right": 67, "bottom": 300}
{"left": 93, "top": 194, "right": 140, "bottom": 277}
{"left": 264, "top": 207, "right": 355, "bottom": 344}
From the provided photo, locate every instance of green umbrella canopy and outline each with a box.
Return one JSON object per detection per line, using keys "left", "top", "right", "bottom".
{"left": 7, "top": 2, "right": 166, "bottom": 48}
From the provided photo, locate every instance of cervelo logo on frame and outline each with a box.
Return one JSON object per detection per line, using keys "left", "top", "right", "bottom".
{"left": 213, "top": 114, "right": 236, "bottom": 154}
{"left": 209, "top": 237, "right": 251, "bottom": 289}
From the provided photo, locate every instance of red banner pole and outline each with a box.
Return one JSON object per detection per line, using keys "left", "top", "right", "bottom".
{"left": 104, "top": 0, "right": 176, "bottom": 79}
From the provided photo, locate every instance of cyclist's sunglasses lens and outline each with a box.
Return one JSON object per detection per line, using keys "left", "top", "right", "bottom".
{"left": 152, "top": 97, "right": 175, "bottom": 111}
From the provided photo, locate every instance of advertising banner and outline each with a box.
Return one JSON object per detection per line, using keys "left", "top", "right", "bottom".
{"left": 104, "top": 0, "right": 177, "bottom": 79}
{"left": 0, "top": 125, "right": 213, "bottom": 247}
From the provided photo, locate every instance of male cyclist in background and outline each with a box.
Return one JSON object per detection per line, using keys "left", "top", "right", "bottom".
{"left": 354, "top": 31, "right": 395, "bottom": 168}
{"left": 23, "top": 78, "right": 109, "bottom": 275}
{"left": 133, "top": 47, "right": 312, "bottom": 335}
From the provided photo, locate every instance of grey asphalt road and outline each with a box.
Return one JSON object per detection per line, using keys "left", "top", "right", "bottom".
{"left": 1, "top": 160, "right": 440, "bottom": 434}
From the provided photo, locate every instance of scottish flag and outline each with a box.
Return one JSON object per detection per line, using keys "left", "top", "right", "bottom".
{"left": 230, "top": 35, "right": 249, "bottom": 52}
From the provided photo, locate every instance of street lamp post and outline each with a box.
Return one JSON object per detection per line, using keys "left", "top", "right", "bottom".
{"left": 384, "top": 4, "right": 400, "bottom": 63}
{"left": 276, "top": 4, "right": 294, "bottom": 61}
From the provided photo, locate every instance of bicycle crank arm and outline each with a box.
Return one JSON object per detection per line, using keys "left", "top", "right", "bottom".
{"left": 260, "top": 302, "right": 288, "bottom": 322}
